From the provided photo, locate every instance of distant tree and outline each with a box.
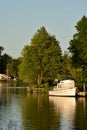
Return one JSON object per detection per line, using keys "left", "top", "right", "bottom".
{"left": 7, "top": 58, "right": 20, "bottom": 79}
{"left": 0, "top": 53, "right": 12, "bottom": 73}
{"left": 0, "top": 45, "right": 20, "bottom": 80}
{"left": 68, "top": 15, "right": 87, "bottom": 84}
{"left": 0, "top": 46, "right": 12, "bottom": 73}
{"left": 19, "top": 27, "right": 62, "bottom": 86}
{"left": 0, "top": 46, "right": 4, "bottom": 57}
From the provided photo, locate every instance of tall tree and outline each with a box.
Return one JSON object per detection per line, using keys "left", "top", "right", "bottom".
{"left": 19, "top": 27, "right": 62, "bottom": 86}
{"left": 68, "top": 16, "right": 87, "bottom": 66}
{"left": 68, "top": 15, "right": 87, "bottom": 83}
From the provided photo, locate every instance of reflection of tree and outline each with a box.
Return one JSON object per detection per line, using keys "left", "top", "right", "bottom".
{"left": 22, "top": 94, "right": 60, "bottom": 130}
{"left": 74, "top": 98, "right": 87, "bottom": 129}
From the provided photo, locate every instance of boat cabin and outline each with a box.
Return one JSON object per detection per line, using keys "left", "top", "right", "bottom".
{"left": 56, "top": 78, "right": 75, "bottom": 89}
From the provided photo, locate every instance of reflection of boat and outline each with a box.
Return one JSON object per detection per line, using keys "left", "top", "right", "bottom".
{"left": 49, "top": 97, "right": 76, "bottom": 129}
{"left": 49, "top": 78, "right": 78, "bottom": 97}
{"left": 49, "top": 96, "right": 76, "bottom": 114}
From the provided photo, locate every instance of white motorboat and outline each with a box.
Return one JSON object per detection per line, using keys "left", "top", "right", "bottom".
{"left": 49, "top": 78, "right": 78, "bottom": 97}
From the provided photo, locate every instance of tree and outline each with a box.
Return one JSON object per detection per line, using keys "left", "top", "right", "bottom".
{"left": 0, "top": 45, "right": 20, "bottom": 80}
{"left": 19, "top": 27, "right": 62, "bottom": 86}
{"left": 0, "top": 53, "right": 12, "bottom": 73}
{"left": 68, "top": 16, "right": 87, "bottom": 66}
{"left": 6, "top": 58, "right": 20, "bottom": 79}
{"left": 0, "top": 46, "right": 4, "bottom": 57}
{"left": 68, "top": 15, "right": 87, "bottom": 84}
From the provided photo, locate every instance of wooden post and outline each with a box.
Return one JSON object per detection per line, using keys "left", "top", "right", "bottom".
{"left": 83, "top": 83, "right": 85, "bottom": 96}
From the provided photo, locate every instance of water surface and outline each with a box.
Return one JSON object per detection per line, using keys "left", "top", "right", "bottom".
{"left": 0, "top": 82, "right": 87, "bottom": 130}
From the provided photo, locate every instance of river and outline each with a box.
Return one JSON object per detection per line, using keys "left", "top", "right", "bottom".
{"left": 0, "top": 82, "right": 87, "bottom": 130}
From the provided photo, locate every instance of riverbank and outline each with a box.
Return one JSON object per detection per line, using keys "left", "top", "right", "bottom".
{"left": 27, "top": 86, "right": 48, "bottom": 94}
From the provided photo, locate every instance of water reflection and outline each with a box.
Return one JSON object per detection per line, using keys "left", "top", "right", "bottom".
{"left": 0, "top": 94, "right": 23, "bottom": 129}
{"left": 49, "top": 97, "right": 76, "bottom": 130}
{"left": 22, "top": 94, "right": 50, "bottom": 130}
{"left": 0, "top": 82, "right": 87, "bottom": 130}
{"left": 0, "top": 82, "right": 16, "bottom": 87}
{"left": 75, "top": 97, "right": 87, "bottom": 130}
{"left": 0, "top": 83, "right": 26, "bottom": 130}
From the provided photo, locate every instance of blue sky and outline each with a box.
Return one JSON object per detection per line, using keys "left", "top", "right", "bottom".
{"left": 0, "top": 0, "right": 87, "bottom": 58}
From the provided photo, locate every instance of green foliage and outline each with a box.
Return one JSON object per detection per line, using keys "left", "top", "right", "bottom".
{"left": 7, "top": 58, "right": 20, "bottom": 78}
{"left": 68, "top": 15, "right": 87, "bottom": 84}
{"left": 0, "top": 52, "right": 12, "bottom": 73}
{"left": 61, "top": 52, "right": 72, "bottom": 78}
{"left": 1, "top": 15, "right": 87, "bottom": 89}
{"left": 68, "top": 16, "right": 87, "bottom": 67}
{"left": 0, "top": 46, "right": 4, "bottom": 57}
{"left": 18, "top": 27, "right": 62, "bottom": 86}
{"left": 0, "top": 45, "right": 20, "bottom": 79}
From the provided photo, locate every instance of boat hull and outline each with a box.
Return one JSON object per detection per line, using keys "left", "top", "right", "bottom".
{"left": 49, "top": 87, "right": 77, "bottom": 97}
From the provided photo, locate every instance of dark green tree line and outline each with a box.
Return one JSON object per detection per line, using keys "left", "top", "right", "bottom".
{"left": 0, "top": 45, "right": 20, "bottom": 79}
{"left": 0, "top": 46, "right": 12, "bottom": 74}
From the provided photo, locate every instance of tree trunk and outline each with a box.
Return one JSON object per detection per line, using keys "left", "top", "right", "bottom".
{"left": 37, "top": 72, "right": 42, "bottom": 85}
